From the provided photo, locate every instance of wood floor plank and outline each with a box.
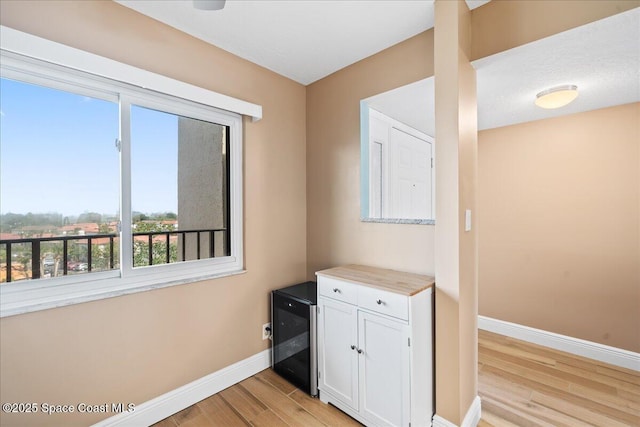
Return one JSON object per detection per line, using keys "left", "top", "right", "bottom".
{"left": 171, "top": 405, "right": 206, "bottom": 426}
{"left": 480, "top": 331, "right": 600, "bottom": 373}
{"left": 481, "top": 353, "right": 640, "bottom": 425}
{"left": 480, "top": 395, "right": 559, "bottom": 427}
{"left": 479, "top": 369, "right": 533, "bottom": 400}
{"left": 479, "top": 409, "right": 521, "bottom": 427}
{"left": 480, "top": 331, "right": 640, "bottom": 422}
{"left": 153, "top": 416, "right": 178, "bottom": 427}
{"left": 288, "top": 389, "right": 362, "bottom": 426}
{"left": 219, "top": 383, "right": 269, "bottom": 423}
{"left": 177, "top": 411, "right": 220, "bottom": 427}
{"left": 569, "top": 381, "right": 640, "bottom": 416}
{"left": 240, "top": 376, "right": 325, "bottom": 427}
{"left": 530, "top": 390, "right": 632, "bottom": 427}
{"left": 481, "top": 385, "right": 593, "bottom": 427}
{"left": 479, "top": 335, "right": 557, "bottom": 367}
{"left": 555, "top": 361, "right": 640, "bottom": 394}
{"left": 254, "top": 369, "right": 298, "bottom": 396}
{"left": 596, "top": 364, "right": 640, "bottom": 386}
{"left": 197, "top": 393, "right": 250, "bottom": 426}
{"left": 480, "top": 350, "right": 572, "bottom": 391}
{"left": 249, "top": 409, "right": 290, "bottom": 427}
{"left": 618, "top": 387, "right": 640, "bottom": 406}
{"left": 481, "top": 345, "right": 618, "bottom": 396}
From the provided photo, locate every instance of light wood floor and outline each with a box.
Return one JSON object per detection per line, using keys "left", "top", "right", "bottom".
{"left": 153, "top": 331, "right": 640, "bottom": 426}
{"left": 152, "top": 368, "right": 361, "bottom": 427}
{"left": 478, "top": 329, "right": 639, "bottom": 427}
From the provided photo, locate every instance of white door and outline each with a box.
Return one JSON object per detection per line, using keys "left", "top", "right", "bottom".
{"left": 388, "top": 127, "right": 432, "bottom": 219}
{"left": 318, "top": 298, "right": 359, "bottom": 410}
{"left": 358, "top": 311, "right": 410, "bottom": 426}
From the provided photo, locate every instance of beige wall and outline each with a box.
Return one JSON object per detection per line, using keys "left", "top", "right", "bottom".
{"left": 1, "top": 0, "right": 638, "bottom": 425}
{"left": 306, "top": 31, "right": 437, "bottom": 278}
{"left": 478, "top": 103, "right": 640, "bottom": 353}
{"left": 0, "top": 1, "right": 307, "bottom": 426}
{"left": 470, "top": 0, "right": 640, "bottom": 60}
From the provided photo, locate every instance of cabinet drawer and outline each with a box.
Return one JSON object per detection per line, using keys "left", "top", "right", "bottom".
{"left": 358, "top": 286, "right": 408, "bottom": 320}
{"left": 318, "top": 276, "right": 358, "bottom": 305}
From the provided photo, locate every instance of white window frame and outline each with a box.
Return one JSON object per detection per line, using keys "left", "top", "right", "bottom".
{"left": 0, "top": 26, "right": 260, "bottom": 317}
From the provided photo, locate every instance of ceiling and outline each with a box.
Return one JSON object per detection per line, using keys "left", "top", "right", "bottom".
{"left": 115, "top": 0, "right": 489, "bottom": 85}
{"left": 367, "top": 7, "right": 639, "bottom": 133}
{"left": 115, "top": 1, "right": 638, "bottom": 132}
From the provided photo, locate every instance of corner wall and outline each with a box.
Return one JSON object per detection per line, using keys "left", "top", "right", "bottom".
{"left": 478, "top": 103, "right": 640, "bottom": 353}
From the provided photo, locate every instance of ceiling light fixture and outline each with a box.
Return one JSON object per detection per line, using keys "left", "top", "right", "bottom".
{"left": 193, "top": 0, "right": 226, "bottom": 11}
{"left": 534, "top": 85, "right": 579, "bottom": 109}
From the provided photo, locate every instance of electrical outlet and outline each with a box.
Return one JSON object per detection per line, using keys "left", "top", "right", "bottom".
{"left": 262, "top": 322, "right": 271, "bottom": 340}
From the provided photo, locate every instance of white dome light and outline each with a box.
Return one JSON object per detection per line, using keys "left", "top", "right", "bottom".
{"left": 535, "top": 85, "right": 579, "bottom": 109}
{"left": 193, "top": 0, "right": 226, "bottom": 11}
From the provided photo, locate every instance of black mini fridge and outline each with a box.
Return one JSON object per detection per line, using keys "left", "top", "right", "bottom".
{"left": 271, "top": 281, "right": 318, "bottom": 396}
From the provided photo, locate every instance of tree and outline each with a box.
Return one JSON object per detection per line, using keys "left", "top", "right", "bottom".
{"left": 98, "top": 223, "right": 113, "bottom": 234}
{"left": 132, "top": 220, "right": 178, "bottom": 267}
{"left": 77, "top": 212, "right": 102, "bottom": 224}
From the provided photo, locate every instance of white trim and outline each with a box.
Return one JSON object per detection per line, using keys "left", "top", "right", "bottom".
{"left": 478, "top": 315, "right": 640, "bottom": 372}
{"left": 0, "top": 26, "right": 262, "bottom": 121}
{"left": 93, "top": 349, "right": 271, "bottom": 427}
{"left": 461, "top": 396, "right": 482, "bottom": 427}
{"left": 432, "top": 396, "right": 481, "bottom": 427}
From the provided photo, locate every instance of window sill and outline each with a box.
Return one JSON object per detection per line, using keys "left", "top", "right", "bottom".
{"left": 361, "top": 217, "right": 436, "bottom": 225}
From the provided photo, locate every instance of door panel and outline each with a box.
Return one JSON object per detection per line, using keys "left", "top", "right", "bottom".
{"left": 388, "top": 127, "right": 432, "bottom": 219}
{"left": 318, "top": 298, "right": 359, "bottom": 410}
{"left": 359, "top": 311, "right": 410, "bottom": 426}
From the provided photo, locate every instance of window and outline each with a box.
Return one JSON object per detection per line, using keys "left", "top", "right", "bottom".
{"left": 129, "top": 104, "right": 230, "bottom": 267}
{"left": 0, "top": 28, "right": 257, "bottom": 316}
{"left": 1, "top": 78, "right": 120, "bottom": 281}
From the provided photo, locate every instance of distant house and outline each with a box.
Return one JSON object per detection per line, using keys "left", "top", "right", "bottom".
{"left": 20, "top": 225, "right": 59, "bottom": 236}
{"left": 60, "top": 223, "right": 99, "bottom": 235}
{"left": 0, "top": 233, "right": 22, "bottom": 241}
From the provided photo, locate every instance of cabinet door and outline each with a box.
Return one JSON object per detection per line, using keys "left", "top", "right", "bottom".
{"left": 318, "top": 297, "right": 359, "bottom": 410}
{"left": 358, "top": 311, "right": 410, "bottom": 426}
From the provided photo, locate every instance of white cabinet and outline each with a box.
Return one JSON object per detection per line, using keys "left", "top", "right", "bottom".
{"left": 316, "top": 265, "right": 434, "bottom": 427}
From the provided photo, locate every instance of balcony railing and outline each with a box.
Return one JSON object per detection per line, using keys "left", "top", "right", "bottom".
{"left": 0, "top": 228, "right": 227, "bottom": 283}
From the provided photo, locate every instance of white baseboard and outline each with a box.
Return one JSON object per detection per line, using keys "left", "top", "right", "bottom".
{"left": 93, "top": 349, "right": 271, "bottom": 427}
{"left": 478, "top": 315, "right": 640, "bottom": 372}
{"left": 432, "top": 395, "right": 481, "bottom": 427}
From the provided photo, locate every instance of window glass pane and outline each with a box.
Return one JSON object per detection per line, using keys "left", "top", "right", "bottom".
{"left": 130, "top": 105, "right": 229, "bottom": 268}
{"left": 0, "top": 78, "right": 120, "bottom": 283}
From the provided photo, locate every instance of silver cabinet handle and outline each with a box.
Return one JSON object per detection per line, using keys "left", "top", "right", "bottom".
{"left": 376, "top": 299, "right": 383, "bottom": 305}
{"left": 333, "top": 288, "right": 341, "bottom": 293}
{"left": 350, "top": 345, "right": 356, "bottom": 350}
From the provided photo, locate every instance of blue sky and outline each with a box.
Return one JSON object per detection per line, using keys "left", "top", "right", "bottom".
{"left": 0, "top": 78, "right": 178, "bottom": 218}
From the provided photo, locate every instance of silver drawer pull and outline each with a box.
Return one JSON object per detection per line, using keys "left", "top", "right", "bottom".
{"left": 376, "top": 299, "right": 383, "bottom": 305}
{"left": 333, "top": 288, "right": 341, "bottom": 293}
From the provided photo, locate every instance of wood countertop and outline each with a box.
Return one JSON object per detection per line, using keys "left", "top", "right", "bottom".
{"left": 316, "top": 264, "right": 435, "bottom": 296}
